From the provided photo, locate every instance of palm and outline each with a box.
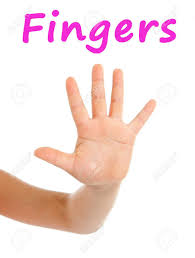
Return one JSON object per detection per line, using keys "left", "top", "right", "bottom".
{"left": 35, "top": 65, "right": 156, "bottom": 186}
{"left": 73, "top": 118, "right": 133, "bottom": 185}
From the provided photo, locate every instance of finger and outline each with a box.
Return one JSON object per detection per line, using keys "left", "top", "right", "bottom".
{"left": 128, "top": 99, "right": 156, "bottom": 135}
{"left": 66, "top": 77, "right": 89, "bottom": 127}
{"left": 109, "top": 69, "right": 124, "bottom": 119}
{"left": 92, "top": 64, "right": 107, "bottom": 117}
{"left": 34, "top": 147, "right": 75, "bottom": 175}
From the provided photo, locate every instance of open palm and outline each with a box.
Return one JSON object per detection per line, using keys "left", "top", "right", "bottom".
{"left": 35, "top": 65, "right": 156, "bottom": 186}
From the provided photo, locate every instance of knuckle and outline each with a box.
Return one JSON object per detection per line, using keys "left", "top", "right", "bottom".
{"left": 137, "top": 116, "right": 145, "bottom": 126}
{"left": 92, "top": 91, "right": 105, "bottom": 101}
{"left": 71, "top": 101, "right": 83, "bottom": 111}
{"left": 111, "top": 97, "right": 122, "bottom": 103}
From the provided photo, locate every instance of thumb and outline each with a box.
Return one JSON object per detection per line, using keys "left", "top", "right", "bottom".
{"left": 34, "top": 147, "right": 75, "bottom": 174}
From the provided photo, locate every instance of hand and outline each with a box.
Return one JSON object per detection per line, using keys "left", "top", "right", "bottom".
{"left": 35, "top": 64, "right": 156, "bottom": 187}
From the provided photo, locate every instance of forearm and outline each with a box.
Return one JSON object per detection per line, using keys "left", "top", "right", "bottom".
{"left": 0, "top": 170, "right": 120, "bottom": 234}
{"left": 0, "top": 170, "right": 71, "bottom": 231}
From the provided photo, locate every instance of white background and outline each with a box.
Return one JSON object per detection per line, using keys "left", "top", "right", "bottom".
{"left": 0, "top": 0, "right": 194, "bottom": 257}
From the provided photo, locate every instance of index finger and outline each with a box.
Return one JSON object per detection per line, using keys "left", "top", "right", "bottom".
{"left": 66, "top": 77, "right": 89, "bottom": 127}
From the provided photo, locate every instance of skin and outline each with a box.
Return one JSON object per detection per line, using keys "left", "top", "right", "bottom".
{"left": 0, "top": 64, "right": 156, "bottom": 234}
